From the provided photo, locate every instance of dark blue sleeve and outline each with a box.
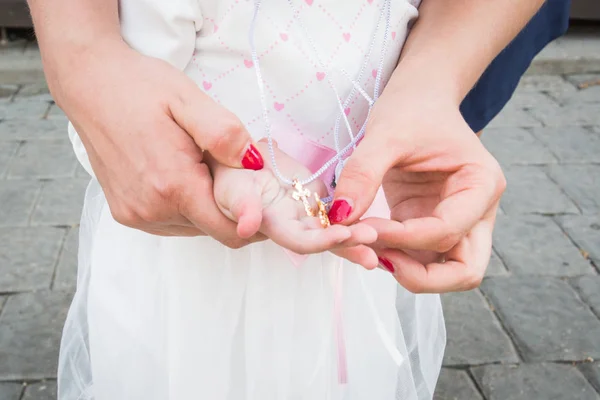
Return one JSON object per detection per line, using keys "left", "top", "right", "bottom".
{"left": 459, "top": 0, "right": 571, "bottom": 133}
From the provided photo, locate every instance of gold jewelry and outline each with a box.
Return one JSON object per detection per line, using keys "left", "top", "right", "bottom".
{"left": 291, "top": 180, "right": 330, "bottom": 228}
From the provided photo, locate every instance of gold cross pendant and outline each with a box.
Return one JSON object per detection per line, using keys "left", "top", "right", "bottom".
{"left": 291, "top": 180, "right": 330, "bottom": 228}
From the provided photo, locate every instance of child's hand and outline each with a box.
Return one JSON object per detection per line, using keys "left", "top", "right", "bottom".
{"left": 208, "top": 141, "right": 377, "bottom": 255}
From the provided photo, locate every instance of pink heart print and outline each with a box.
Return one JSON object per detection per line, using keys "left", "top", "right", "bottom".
{"left": 392, "top": 31, "right": 396, "bottom": 40}
{"left": 316, "top": 72, "right": 326, "bottom": 81}
{"left": 344, "top": 107, "right": 351, "bottom": 116}
{"left": 274, "top": 102, "right": 285, "bottom": 111}
{"left": 244, "top": 59, "right": 254, "bottom": 68}
{"left": 305, "top": 0, "right": 314, "bottom": 5}
{"left": 203, "top": 81, "right": 212, "bottom": 90}
{"left": 280, "top": 32, "right": 289, "bottom": 41}
{"left": 342, "top": 33, "right": 351, "bottom": 42}
{"left": 372, "top": 69, "right": 377, "bottom": 78}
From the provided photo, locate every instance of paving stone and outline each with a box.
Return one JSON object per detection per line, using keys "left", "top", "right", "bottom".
{"left": 493, "top": 215, "right": 594, "bottom": 276}
{"left": 481, "top": 277, "right": 600, "bottom": 362}
{"left": 558, "top": 215, "right": 600, "bottom": 266}
{"left": 74, "top": 162, "right": 90, "bottom": 178}
{"left": 0, "top": 227, "right": 65, "bottom": 292}
{"left": 433, "top": 369, "right": 483, "bottom": 400}
{"left": 580, "top": 362, "right": 600, "bottom": 394}
{"left": 0, "top": 291, "right": 72, "bottom": 380}
{"left": 500, "top": 166, "right": 579, "bottom": 215}
{"left": 507, "top": 91, "right": 561, "bottom": 109}
{"left": 0, "top": 84, "right": 19, "bottom": 102}
{"left": 442, "top": 290, "right": 518, "bottom": 366}
{"left": 557, "top": 74, "right": 600, "bottom": 105}
{"left": 486, "top": 250, "right": 508, "bottom": 277}
{"left": 529, "top": 103, "right": 600, "bottom": 126}
{"left": 487, "top": 106, "right": 542, "bottom": 129}
{"left": 481, "top": 128, "right": 557, "bottom": 166}
{"left": 0, "top": 118, "right": 67, "bottom": 140}
{"left": 22, "top": 381, "right": 57, "bottom": 400}
{"left": 53, "top": 227, "right": 79, "bottom": 290}
{"left": 0, "top": 180, "right": 41, "bottom": 227}
{"left": 565, "top": 73, "right": 600, "bottom": 87}
{"left": 547, "top": 165, "right": 600, "bottom": 215}
{"left": 16, "top": 82, "right": 51, "bottom": 98}
{"left": 570, "top": 276, "right": 600, "bottom": 318}
{"left": 531, "top": 126, "right": 600, "bottom": 163}
{"left": 0, "top": 382, "right": 23, "bottom": 400}
{"left": 7, "top": 139, "right": 77, "bottom": 179}
{"left": 471, "top": 363, "right": 600, "bottom": 400}
{"left": 518, "top": 75, "right": 579, "bottom": 96}
{"left": 31, "top": 179, "right": 89, "bottom": 226}
{"left": 46, "top": 104, "right": 67, "bottom": 121}
{"left": 0, "top": 99, "right": 50, "bottom": 120}
{"left": 0, "top": 141, "right": 18, "bottom": 178}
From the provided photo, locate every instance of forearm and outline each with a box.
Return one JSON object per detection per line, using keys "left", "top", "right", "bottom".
{"left": 387, "top": 0, "right": 545, "bottom": 103}
{"left": 27, "top": 0, "right": 123, "bottom": 100}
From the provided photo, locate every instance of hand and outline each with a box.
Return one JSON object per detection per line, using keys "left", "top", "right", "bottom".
{"left": 329, "top": 87, "right": 506, "bottom": 293}
{"left": 208, "top": 141, "right": 378, "bottom": 256}
{"left": 52, "top": 40, "right": 266, "bottom": 247}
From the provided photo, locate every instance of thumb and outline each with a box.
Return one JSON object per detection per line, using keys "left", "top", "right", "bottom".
{"left": 171, "top": 83, "right": 264, "bottom": 170}
{"left": 329, "top": 135, "right": 394, "bottom": 225}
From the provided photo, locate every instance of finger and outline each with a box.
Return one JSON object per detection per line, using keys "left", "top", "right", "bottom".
{"left": 330, "top": 245, "right": 379, "bottom": 270}
{"left": 229, "top": 188, "right": 264, "bottom": 239}
{"left": 336, "top": 223, "right": 378, "bottom": 247}
{"left": 328, "top": 134, "right": 395, "bottom": 225}
{"left": 142, "top": 225, "right": 207, "bottom": 237}
{"left": 380, "top": 218, "right": 493, "bottom": 293}
{"left": 268, "top": 219, "right": 353, "bottom": 254}
{"left": 178, "top": 163, "right": 249, "bottom": 247}
{"left": 170, "top": 84, "right": 264, "bottom": 170}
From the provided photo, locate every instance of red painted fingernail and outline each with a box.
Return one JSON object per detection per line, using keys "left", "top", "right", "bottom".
{"left": 242, "top": 144, "right": 264, "bottom": 170}
{"left": 328, "top": 199, "right": 352, "bottom": 224}
{"left": 378, "top": 257, "right": 395, "bottom": 273}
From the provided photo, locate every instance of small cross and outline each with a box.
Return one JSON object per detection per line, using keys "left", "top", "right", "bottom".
{"left": 292, "top": 180, "right": 315, "bottom": 217}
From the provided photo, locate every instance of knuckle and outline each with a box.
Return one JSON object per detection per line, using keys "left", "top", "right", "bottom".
{"left": 342, "top": 163, "right": 378, "bottom": 186}
{"left": 435, "top": 230, "right": 462, "bottom": 253}
{"left": 110, "top": 205, "right": 140, "bottom": 227}
{"left": 463, "top": 270, "right": 484, "bottom": 290}
{"left": 222, "top": 237, "right": 249, "bottom": 250}
{"left": 208, "top": 118, "right": 245, "bottom": 156}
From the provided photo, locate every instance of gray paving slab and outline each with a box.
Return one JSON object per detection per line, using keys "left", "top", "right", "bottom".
{"left": 442, "top": 290, "right": 518, "bottom": 366}
{"left": 580, "top": 362, "right": 600, "bottom": 394}
{"left": 22, "top": 381, "right": 57, "bottom": 400}
{"left": 0, "top": 383, "right": 23, "bottom": 400}
{"left": 0, "top": 291, "right": 72, "bottom": 380}
{"left": 31, "top": 179, "right": 88, "bottom": 226}
{"left": 493, "top": 215, "right": 594, "bottom": 276}
{"left": 0, "top": 141, "right": 18, "bottom": 178}
{"left": 471, "top": 363, "right": 600, "bottom": 400}
{"left": 433, "top": 369, "right": 483, "bottom": 400}
{"left": 487, "top": 106, "right": 542, "bottom": 129}
{"left": 565, "top": 74, "right": 600, "bottom": 87}
{"left": 0, "top": 99, "right": 50, "bottom": 120}
{"left": 16, "top": 82, "right": 51, "bottom": 98}
{"left": 481, "top": 277, "right": 600, "bottom": 362}
{"left": 0, "top": 84, "right": 19, "bottom": 102}
{"left": 570, "top": 276, "right": 600, "bottom": 318}
{"left": 486, "top": 250, "right": 508, "bottom": 277}
{"left": 507, "top": 91, "right": 561, "bottom": 109}
{"left": 517, "top": 75, "right": 579, "bottom": 96}
{"left": 0, "top": 180, "right": 41, "bottom": 227}
{"left": 53, "top": 227, "right": 78, "bottom": 291}
{"left": 7, "top": 139, "right": 77, "bottom": 179}
{"left": 481, "top": 128, "right": 557, "bottom": 166}
{"left": 529, "top": 102, "right": 600, "bottom": 126}
{"left": 530, "top": 126, "right": 600, "bottom": 163}
{"left": 547, "top": 164, "right": 600, "bottom": 215}
{"left": 46, "top": 105, "right": 67, "bottom": 121}
{"left": 0, "top": 118, "right": 67, "bottom": 140}
{"left": 557, "top": 215, "right": 600, "bottom": 266}
{"left": 500, "top": 166, "right": 579, "bottom": 215}
{"left": 0, "top": 227, "right": 65, "bottom": 292}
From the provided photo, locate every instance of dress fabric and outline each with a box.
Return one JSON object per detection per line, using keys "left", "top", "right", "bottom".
{"left": 59, "top": 1, "right": 446, "bottom": 399}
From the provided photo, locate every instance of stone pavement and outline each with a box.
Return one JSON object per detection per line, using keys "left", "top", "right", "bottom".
{"left": 1, "top": 73, "right": 600, "bottom": 399}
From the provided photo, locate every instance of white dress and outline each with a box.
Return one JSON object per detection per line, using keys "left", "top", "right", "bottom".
{"left": 59, "top": 1, "right": 446, "bottom": 399}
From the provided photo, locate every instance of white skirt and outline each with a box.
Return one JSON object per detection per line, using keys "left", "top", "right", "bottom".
{"left": 57, "top": 179, "right": 446, "bottom": 400}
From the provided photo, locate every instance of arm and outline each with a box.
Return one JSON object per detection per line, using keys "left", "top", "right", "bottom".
{"left": 27, "top": 0, "right": 265, "bottom": 244}
{"left": 388, "top": 0, "right": 545, "bottom": 102}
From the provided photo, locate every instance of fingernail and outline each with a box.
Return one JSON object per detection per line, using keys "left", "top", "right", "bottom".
{"left": 242, "top": 144, "right": 264, "bottom": 170}
{"left": 328, "top": 199, "right": 352, "bottom": 224}
{"left": 377, "top": 257, "right": 395, "bottom": 273}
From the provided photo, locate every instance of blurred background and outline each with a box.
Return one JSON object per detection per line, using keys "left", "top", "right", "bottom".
{"left": 1, "top": 1, "right": 600, "bottom": 400}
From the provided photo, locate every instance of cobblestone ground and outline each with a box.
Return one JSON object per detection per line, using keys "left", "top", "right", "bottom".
{"left": 0, "top": 74, "right": 599, "bottom": 400}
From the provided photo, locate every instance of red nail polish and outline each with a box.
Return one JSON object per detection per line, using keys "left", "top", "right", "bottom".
{"left": 328, "top": 199, "right": 352, "bottom": 224}
{"left": 378, "top": 257, "right": 395, "bottom": 273}
{"left": 242, "top": 144, "right": 264, "bottom": 170}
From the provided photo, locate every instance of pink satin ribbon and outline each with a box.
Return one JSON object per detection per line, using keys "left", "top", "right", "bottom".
{"left": 272, "top": 132, "right": 392, "bottom": 385}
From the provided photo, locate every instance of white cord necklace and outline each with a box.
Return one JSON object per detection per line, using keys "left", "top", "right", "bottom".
{"left": 248, "top": 0, "right": 392, "bottom": 224}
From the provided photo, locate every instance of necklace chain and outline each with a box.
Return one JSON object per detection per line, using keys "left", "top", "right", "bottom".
{"left": 249, "top": 0, "right": 392, "bottom": 190}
